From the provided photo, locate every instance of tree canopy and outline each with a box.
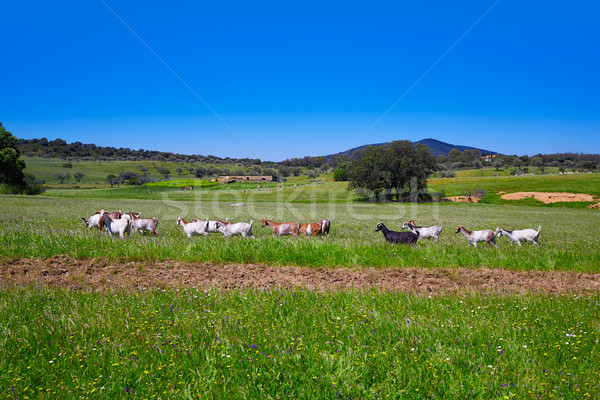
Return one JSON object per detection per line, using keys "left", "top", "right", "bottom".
{"left": 0, "top": 122, "right": 26, "bottom": 187}
{"left": 347, "top": 140, "right": 437, "bottom": 201}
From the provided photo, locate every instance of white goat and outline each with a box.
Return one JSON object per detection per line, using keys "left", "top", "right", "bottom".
{"left": 100, "top": 210, "right": 131, "bottom": 238}
{"left": 496, "top": 225, "right": 541, "bottom": 246}
{"left": 177, "top": 217, "right": 209, "bottom": 237}
{"left": 120, "top": 211, "right": 140, "bottom": 222}
{"left": 82, "top": 213, "right": 102, "bottom": 230}
{"left": 455, "top": 225, "right": 496, "bottom": 248}
{"left": 402, "top": 220, "right": 443, "bottom": 241}
{"left": 129, "top": 212, "right": 159, "bottom": 236}
{"left": 193, "top": 218, "right": 227, "bottom": 234}
{"left": 213, "top": 220, "right": 253, "bottom": 237}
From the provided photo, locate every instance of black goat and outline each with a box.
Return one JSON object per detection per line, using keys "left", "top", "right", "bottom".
{"left": 375, "top": 222, "right": 419, "bottom": 244}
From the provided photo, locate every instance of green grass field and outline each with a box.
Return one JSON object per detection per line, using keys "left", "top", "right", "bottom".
{"left": 2, "top": 288, "right": 598, "bottom": 399}
{"left": 1, "top": 195, "right": 599, "bottom": 272}
{"left": 2, "top": 165, "right": 600, "bottom": 399}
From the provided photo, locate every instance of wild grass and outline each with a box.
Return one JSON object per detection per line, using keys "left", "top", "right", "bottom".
{"left": 1, "top": 196, "right": 599, "bottom": 272}
{"left": 1, "top": 287, "right": 598, "bottom": 399}
{"left": 4, "top": 165, "right": 600, "bottom": 399}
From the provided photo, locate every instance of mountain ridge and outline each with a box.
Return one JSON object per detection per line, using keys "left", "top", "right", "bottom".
{"left": 328, "top": 138, "right": 499, "bottom": 158}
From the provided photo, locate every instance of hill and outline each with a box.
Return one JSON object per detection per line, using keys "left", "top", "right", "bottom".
{"left": 329, "top": 138, "right": 499, "bottom": 158}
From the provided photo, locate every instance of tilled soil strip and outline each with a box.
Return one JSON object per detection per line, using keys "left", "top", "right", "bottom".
{"left": 2, "top": 256, "right": 600, "bottom": 294}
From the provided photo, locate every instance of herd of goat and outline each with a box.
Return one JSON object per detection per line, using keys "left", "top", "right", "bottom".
{"left": 82, "top": 210, "right": 541, "bottom": 247}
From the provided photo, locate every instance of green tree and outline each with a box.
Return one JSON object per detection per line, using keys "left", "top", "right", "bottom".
{"left": 513, "top": 158, "right": 523, "bottom": 168}
{"left": 307, "top": 170, "right": 320, "bottom": 180}
{"left": 348, "top": 146, "right": 389, "bottom": 200}
{"left": 332, "top": 163, "right": 349, "bottom": 182}
{"left": 106, "top": 174, "right": 118, "bottom": 187}
{"left": 73, "top": 171, "right": 85, "bottom": 182}
{"left": 582, "top": 161, "right": 597, "bottom": 171}
{"left": 348, "top": 141, "right": 436, "bottom": 201}
{"left": 529, "top": 157, "right": 543, "bottom": 168}
{"left": 194, "top": 166, "right": 208, "bottom": 179}
{"left": 492, "top": 159, "right": 503, "bottom": 171}
{"left": 0, "top": 123, "right": 26, "bottom": 188}
{"left": 448, "top": 148, "right": 461, "bottom": 160}
{"left": 54, "top": 172, "right": 70, "bottom": 183}
{"left": 118, "top": 171, "right": 138, "bottom": 185}
{"left": 384, "top": 141, "right": 436, "bottom": 200}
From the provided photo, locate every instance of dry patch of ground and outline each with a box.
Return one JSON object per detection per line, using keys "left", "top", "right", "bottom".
{"left": 446, "top": 196, "right": 480, "bottom": 203}
{"left": 501, "top": 192, "right": 595, "bottom": 204}
{"left": 588, "top": 202, "right": 600, "bottom": 210}
{"left": 2, "top": 256, "right": 600, "bottom": 294}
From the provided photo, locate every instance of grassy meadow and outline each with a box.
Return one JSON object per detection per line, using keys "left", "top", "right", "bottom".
{"left": 1, "top": 195, "right": 600, "bottom": 272}
{"left": 2, "top": 164, "right": 600, "bottom": 399}
{"left": 1, "top": 288, "right": 599, "bottom": 399}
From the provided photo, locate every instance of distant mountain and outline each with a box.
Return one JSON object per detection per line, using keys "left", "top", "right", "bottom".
{"left": 328, "top": 138, "right": 499, "bottom": 158}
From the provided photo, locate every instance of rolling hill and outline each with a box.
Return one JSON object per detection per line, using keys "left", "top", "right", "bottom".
{"left": 328, "top": 138, "right": 499, "bottom": 158}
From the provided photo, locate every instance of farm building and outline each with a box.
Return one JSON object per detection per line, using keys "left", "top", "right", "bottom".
{"left": 218, "top": 175, "right": 277, "bottom": 183}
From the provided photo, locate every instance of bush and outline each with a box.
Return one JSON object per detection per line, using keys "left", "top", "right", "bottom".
{"left": 0, "top": 173, "right": 45, "bottom": 195}
{"left": 54, "top": 172, "right": 70, "bottom": 183}
{"left": 137, "top": 174, "right": 156, "bottom": 185}
{"left": 439, "top": 170, "right": 455, "bottom": 178}
{"left": 333, "top": 167, "right": 348, "bottom": 182}
{"left": 73, "top": 172, "right": 84, "bottom": 182}
{"left": 118, "top": 171, "right": 139, "bottom": 185}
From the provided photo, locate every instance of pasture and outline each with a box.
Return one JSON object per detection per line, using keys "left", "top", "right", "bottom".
{"left": 1, "top": 288, "right": 599, "bottom": 399}
{"left": 1, "top": 196, "right": 600, "bottom": 272}
{"left": 1, "top": 171, "right": 600, "bottom": 399}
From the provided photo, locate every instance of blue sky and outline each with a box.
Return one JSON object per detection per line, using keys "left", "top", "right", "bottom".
{"left": 1, "top": 1, "right": 599, "bottom": 161}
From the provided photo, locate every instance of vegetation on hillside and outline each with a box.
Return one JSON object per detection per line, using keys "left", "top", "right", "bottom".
{"left": 436, "top": 148, "right": 600, "bottom": 176}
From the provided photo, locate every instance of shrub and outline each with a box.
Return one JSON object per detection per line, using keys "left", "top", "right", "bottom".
{"left": 118, "top": 171, "right": 139, "bottom": 185}
{"left": 333, "top": 166, "right": 348, "bottom": 182}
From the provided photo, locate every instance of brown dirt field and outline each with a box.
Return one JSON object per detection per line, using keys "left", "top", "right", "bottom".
{"left": 2, "top": 256, "right": 600, "bottom": 295}
{"left": 501, "top": 192, "right": 595, "bottom": 203}
{"left": 588, "top": 202, "right": 600, "bottom": 210}
{"left": 446, "top": 196, "right": 480, "bottom": 203}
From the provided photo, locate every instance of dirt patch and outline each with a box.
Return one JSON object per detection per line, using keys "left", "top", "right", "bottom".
{"left": 501, "top": 192, "right": 595, "bottom": 204}
{"left": 2, "top": 256, "right": 600, "bottom": 295}
{"left": 588, "top": 202, "right": 600, "bottom": 210}
{"left": 446, "top": 196, "right": 480, "bottom": 203}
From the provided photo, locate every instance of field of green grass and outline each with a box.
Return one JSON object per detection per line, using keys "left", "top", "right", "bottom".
{"left": 3, "top": 164, "right": 600, "bottom": 399}
{"left": 1, "top": 195, "right": 599, "bottom": 272}
{"left": 429, "top": 171, "right": 600, "bottom": 209}
{"left": 2, "top": 288, "right": 598, "bottom": 399}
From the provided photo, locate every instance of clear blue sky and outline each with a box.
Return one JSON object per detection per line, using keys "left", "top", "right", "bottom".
{"left": 1, "top": 1, "right": 599, "bottom": 161}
